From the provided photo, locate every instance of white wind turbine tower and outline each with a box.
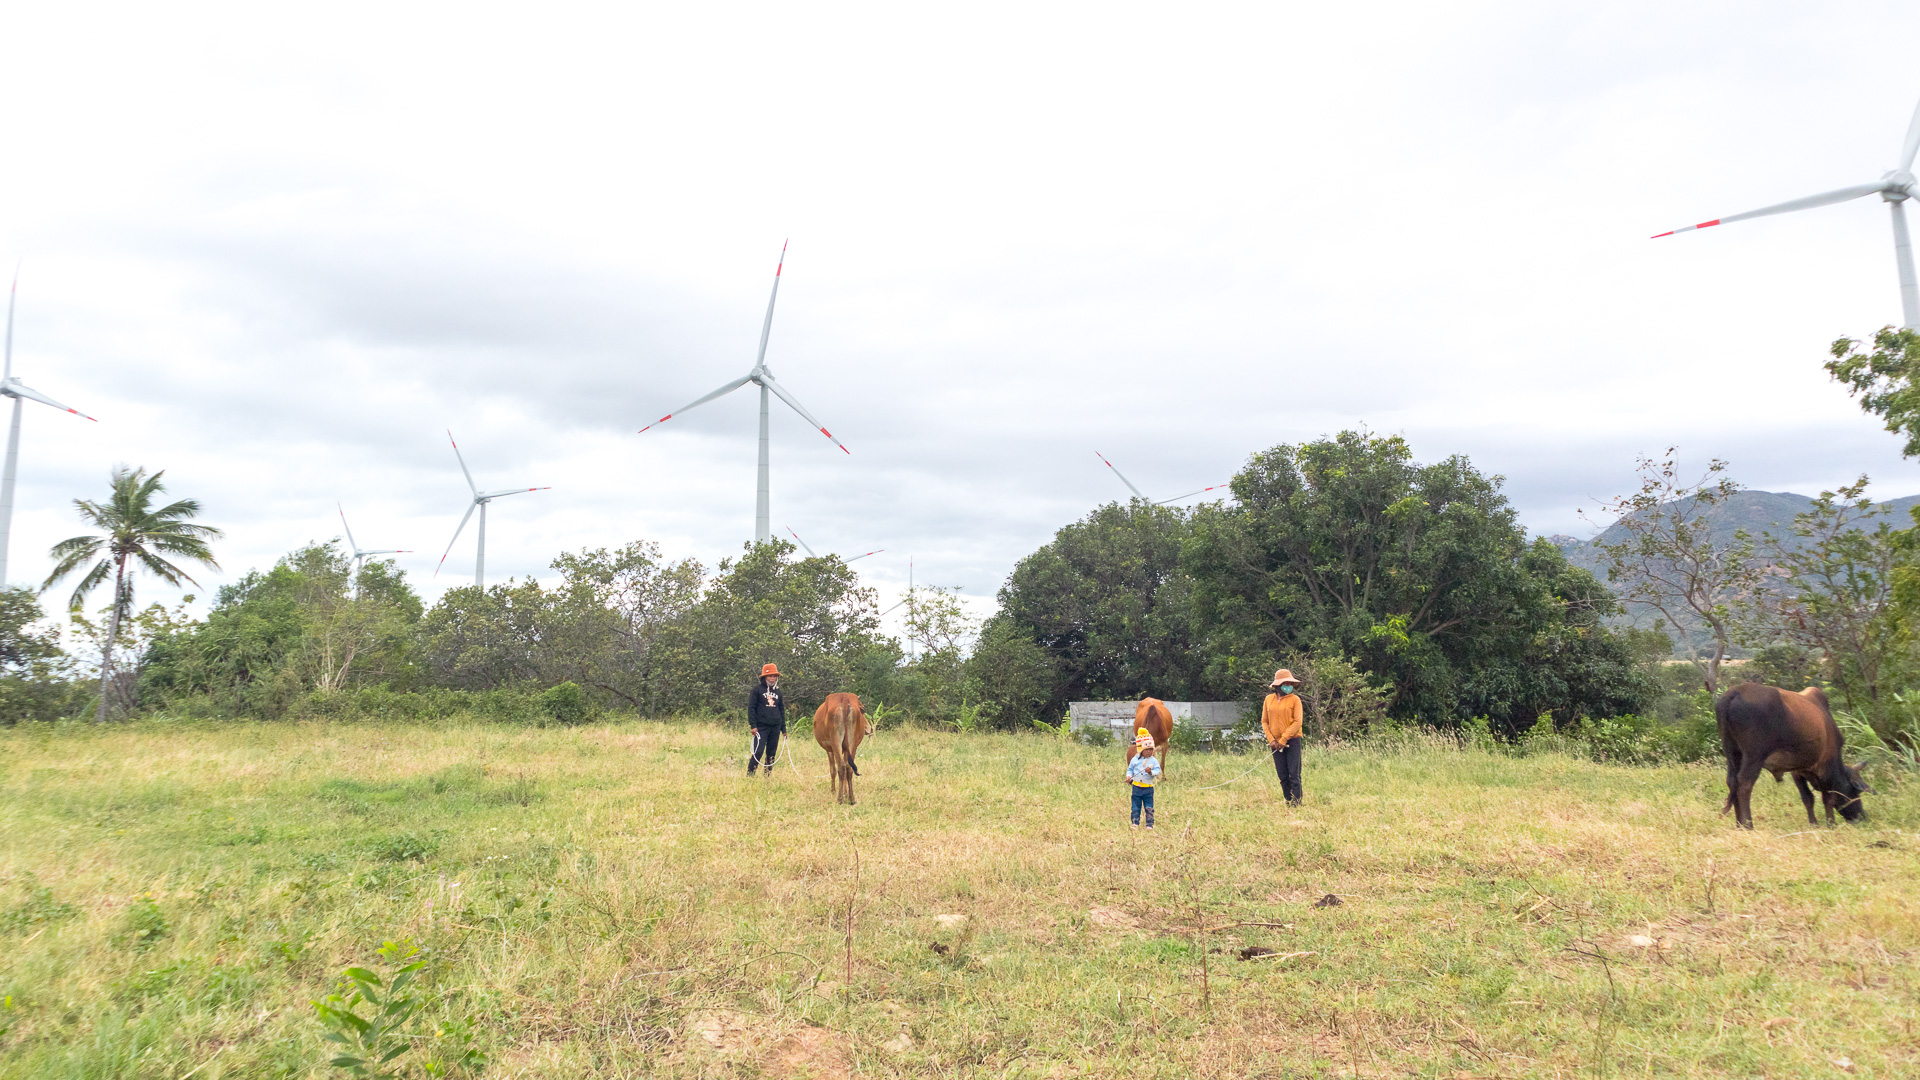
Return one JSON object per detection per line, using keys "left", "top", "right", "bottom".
{"left": 1094, "top": 451, "right": 1229, "bottom": 506}
{"left": 434, "top": 430, "right": 549, "bottom": 589}
{"left": 639, "top": 242, "right": 849, "bottom": 544}
{"left": 785, "top": 526, "right": 882, "bottom": 564}
{"left": 1654, "top": 96, "right": 1920, "bottom": 329}
{"left": 337, "top": 503, "right": 409, "bottom": 572}
{"left": 0, "top": 274, "right": 96, "bottom": 585}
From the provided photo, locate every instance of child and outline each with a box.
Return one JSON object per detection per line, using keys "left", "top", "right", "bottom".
{"left": 1125, "top": 727, "right": 1162, "bottom": 828}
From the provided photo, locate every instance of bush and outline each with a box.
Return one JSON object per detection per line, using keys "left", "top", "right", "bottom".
{"left": 540, "top": 682, "right": 590, "bottom": 726}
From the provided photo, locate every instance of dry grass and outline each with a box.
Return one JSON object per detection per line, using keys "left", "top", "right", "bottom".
{"left": 0, "top": 717, "right": 1916, "bottom": 1078}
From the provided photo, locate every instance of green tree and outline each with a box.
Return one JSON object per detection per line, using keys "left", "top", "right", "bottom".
{"left": 1589, "top": 450, "right": 1759, "bottom": 695}
{"left": 992, "top": 500, "right": 1201, "bottom": 719}
{"left": 141, "top": 544, "right": 423, "bottom": 717}
{"left": 1827, "top": 327, "right": 1920, "bottom": 456}
{"left": 542, "top": 541, "right": 704, "bottom": 713}
{"left": 0, "top": 587, "right": 77, "bottom": 723}
{"left": 670, "top": 540, "right": 882, "bottom": 717}
{"left": 1737, "top": 477, "right": 1908, "bottom": 738}
{"left": 43, "top": 467, "right": 220, "bottom": 721}
{"left": 1187, "top": 431, "right": 1649, "bottom": 730}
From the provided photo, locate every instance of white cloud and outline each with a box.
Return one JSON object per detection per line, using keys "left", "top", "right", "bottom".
{"left": 2, "top": 0, "right": 1919, "bottom": 632}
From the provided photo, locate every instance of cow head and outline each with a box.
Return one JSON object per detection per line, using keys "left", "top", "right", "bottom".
{"left": 1821, "top": 762, "right": 1873, "bottom": 821}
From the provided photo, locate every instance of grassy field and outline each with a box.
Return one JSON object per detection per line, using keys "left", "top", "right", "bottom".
{"left": 0, "top": 718, "right": 1915, "bottom": 1078}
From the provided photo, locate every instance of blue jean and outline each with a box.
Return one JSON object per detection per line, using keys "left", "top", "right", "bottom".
{"left": 1130, "top": 785, "right": 1155, "bottom": 826}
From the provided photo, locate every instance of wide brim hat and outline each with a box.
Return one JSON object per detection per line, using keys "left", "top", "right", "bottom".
{"left": 1270, "top": 668, "right": 1302, "bottom": 687}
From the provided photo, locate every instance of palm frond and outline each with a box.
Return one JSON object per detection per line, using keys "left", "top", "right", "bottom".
{"left": 63, "top": 560, "right": 112, "bottom": 613}
{"left": 134, "top": 549, "right": 200, "bottom": 589}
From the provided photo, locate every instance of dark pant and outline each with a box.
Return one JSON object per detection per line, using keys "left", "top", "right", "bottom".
{"left": 748, "top": 725, "right": 781, "bottom": 773}
{"left": 1130, "top": 785, "right": 1155, "bottom": 826}
{"left": 1272, "top": 737, "right": 1302, "bottom": 805}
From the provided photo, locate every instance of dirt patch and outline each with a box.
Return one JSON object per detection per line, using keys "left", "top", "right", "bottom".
{"left": 766, "top": 1026, "right": 851, "bottom": 1079}
{"left": 1088, "top": 906, "right": 1142, "bottom": 930}
{"left": 685, "top": 1010, "right": 752, "bottom": 1053}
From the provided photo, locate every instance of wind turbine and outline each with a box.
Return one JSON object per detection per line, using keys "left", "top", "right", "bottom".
{"left": 434, "top": 430, "right": 548, "bottom": 589}
{"left": 639, "top": 242, "right": 848, "bottom": 544}
{"left": 1094, "top": 451, "right": 1229, "bottom": 506}
{"left": 0, "top": 273, "right": 96, "bottom": 585}
{"left": 337, "top": 503, "right": 409, "bottom": 572}
{"left": 786, "top": 526, "right": 883, "bottom": 564}
{"left": 1654, "top": 96, "right": 1920, "bottom": 329}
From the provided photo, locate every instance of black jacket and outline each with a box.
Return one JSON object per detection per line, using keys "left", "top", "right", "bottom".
{"left": 747, "top": 680, "right": 786, "bottom": 730}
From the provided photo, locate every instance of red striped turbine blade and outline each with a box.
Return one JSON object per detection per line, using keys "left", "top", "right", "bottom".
{"left": 1651, "top": 219, "right": 1721, "bottom": 238}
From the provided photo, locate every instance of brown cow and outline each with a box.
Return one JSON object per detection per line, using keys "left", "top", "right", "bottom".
{"left": 1716, "top": 682, "right": 1873, "bottom": 829}
{"left": 1128, "top": 697, "right": 1173, "bottom": 777}
{"left": 813, "top": 692, "right": 870, "bottom": 805}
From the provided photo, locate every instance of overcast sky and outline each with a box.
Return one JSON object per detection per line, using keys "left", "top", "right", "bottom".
{"left": 4, "top": 1, "right": 1920, "bottom": 628}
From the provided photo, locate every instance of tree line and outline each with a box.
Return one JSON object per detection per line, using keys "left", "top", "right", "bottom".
{"left": 4, "top": 413, "right": 1919, "bottom": 751}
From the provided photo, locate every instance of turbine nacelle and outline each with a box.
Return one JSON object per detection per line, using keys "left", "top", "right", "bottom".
{"left": 1882, "top": 170, "right": 1915, "bottom": 202}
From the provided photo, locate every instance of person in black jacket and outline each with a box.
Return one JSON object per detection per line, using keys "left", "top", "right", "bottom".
{"left": 746, "top": 663, "right": 787, "bottom": 775}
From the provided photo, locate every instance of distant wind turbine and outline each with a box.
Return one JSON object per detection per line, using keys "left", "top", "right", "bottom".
{"left": 337, "top": 503, "right": 409, "bottom": 572}
{"left": 1094, "top": 451, "right": 1229, "bottom": 506}
{"left": 434, "top": 430, "right": 548, "bottom": 589}
{"left": 639, "top": 242, "right": 848, "bottom": 544}
{"left": 786, "top": 526, "right": 883, "bottom": 564}
{"left": 1654, "top": 95, "right": 1920, "bottom": 329}
{"left": 0, "top": 273, "right": 96, "bottom": 585}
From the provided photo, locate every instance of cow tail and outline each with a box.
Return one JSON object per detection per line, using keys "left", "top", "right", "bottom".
{"left": 838, "top": 698, "right": 860, "bottom": 775}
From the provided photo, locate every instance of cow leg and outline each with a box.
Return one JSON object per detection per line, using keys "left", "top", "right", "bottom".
{"left": 1793, "top": 775, "right": 1818, "bottom": 826}
{"left": 1733, "top": 760, "right": 1765, "bottom": 830}
{"left": 1720, "top": 735, "right": 1742, "bottom": 816}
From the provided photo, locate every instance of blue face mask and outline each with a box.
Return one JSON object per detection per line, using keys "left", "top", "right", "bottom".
{"left": 1279, "top": 685, "right": 1295, "bottom": 695}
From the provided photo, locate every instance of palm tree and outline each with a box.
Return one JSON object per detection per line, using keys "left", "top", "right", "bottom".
{"left": 43, "top": 467, "right": 220, "bottom": 721}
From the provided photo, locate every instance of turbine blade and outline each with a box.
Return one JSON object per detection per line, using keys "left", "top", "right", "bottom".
{"left": 760, "top": 372, "right": 850, "bottom": 453}
{"left": 363, "top": 549, "right": 411, "bottom": 555}
{"left": 639, "top": 375, "right": 753, "bottom": 433}
{"left": 5, "top": 380, "right": 96, "bottom": 421}
{"left": 435, "top": 502, "right": 478, "bottom": 577}
{"left": 880, "top": 598, "right": 907, "bottom": 616}
{"left": 480, "top": 486, "right": 551, "bottom": 499}
{"left": 1903, "top": 96, "right": 1920, "bottom": 172}
{"left": 1157, "top": 483, "right": 1232, "bottom": 504}
{"left": 447, "top": 430, "right": 478, "bottom": 495}
{"left": 1095, "top": 451, "right": 1147, "bottom": 500}
{"left": 785, "top": 527, "right": 818, "bottom": 558}
{"left": 337, "top": 502, "right": 360, "bottom": 555}
{"left": 844, "top": 548, "right": 883, "bottom": 563}
{"left": 754, "top": 240, "right": 787, "bottom": 369}
{"left": 1651, "top": 181, "right": 1890, "bottom": 237}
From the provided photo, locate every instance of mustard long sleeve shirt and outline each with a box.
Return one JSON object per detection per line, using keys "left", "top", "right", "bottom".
{"left": 1261, "top": 691, "right": 1303, "bottom": 746}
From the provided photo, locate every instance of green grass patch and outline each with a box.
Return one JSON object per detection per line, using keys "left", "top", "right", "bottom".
{"left": 0, "top": 719, "right": 1914, "bottom": 1076}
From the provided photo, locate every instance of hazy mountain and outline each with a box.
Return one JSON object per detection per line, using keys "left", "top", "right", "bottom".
{"left": 1552, "top": 489, "right": 1920, "bottom": 581}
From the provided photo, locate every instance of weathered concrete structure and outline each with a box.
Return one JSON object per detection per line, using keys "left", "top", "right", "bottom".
{"left": 1068, "top": 700, "right": 1250, "bottom": 739}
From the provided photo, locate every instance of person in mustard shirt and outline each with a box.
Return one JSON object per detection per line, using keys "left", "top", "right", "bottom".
{"left": 1261, "top": 668, "right": 1305, "bottom": 806}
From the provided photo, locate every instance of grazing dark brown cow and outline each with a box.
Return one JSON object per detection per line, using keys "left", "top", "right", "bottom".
{"left": 813, "top": 692, "right": 870, "bottom": 805}
{"left": 1716, "top": 682, "right": 1872, "bottom": 829}
{"left": 1129, "top": 698, "right": 1173, "bottom": 777}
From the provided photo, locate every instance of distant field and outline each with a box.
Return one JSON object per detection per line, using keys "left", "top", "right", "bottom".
{"left": 0, "top": 718, "right": 1915, "bottom": 1078}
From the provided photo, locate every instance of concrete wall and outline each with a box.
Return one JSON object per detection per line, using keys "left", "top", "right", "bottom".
{"left": 1068, "top": 700, "right": 1251, "bottom": 735}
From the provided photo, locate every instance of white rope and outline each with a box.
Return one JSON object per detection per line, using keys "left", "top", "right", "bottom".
{"left": 1188, "top": 758, "right": 1268, "bottom": 791}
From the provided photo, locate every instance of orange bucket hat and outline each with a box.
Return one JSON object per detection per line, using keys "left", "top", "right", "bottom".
{"left": 761, "top": 663, "right": 781, "bottom": 678}
{"left": 1270, "top": 668, "right": 1301, "bottom": 687}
